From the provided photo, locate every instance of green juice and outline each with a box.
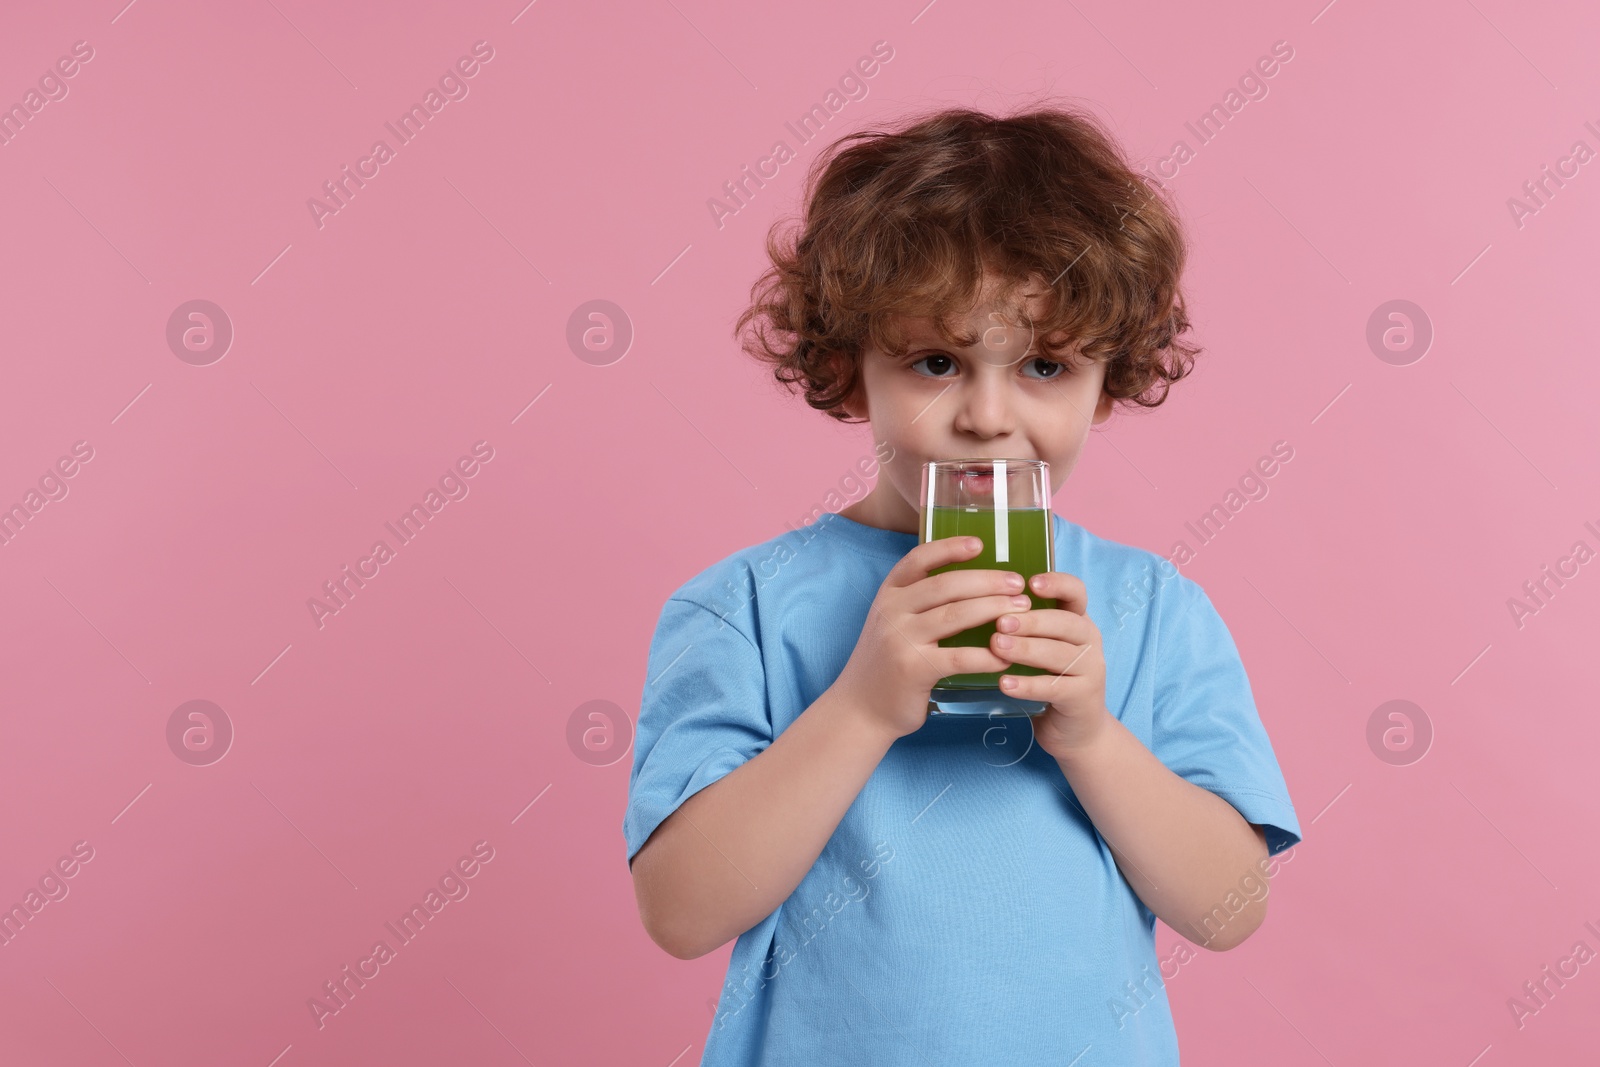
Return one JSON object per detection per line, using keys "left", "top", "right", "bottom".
{"left": 923, "top": 505, "right": 1057, "bottom": 690}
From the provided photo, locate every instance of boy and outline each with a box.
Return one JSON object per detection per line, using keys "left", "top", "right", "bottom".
{"left": 624, "top": 105, "right": 1301, "bottom": 1065}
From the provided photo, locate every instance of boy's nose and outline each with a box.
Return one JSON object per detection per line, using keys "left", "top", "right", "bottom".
{"left": 952, "top": 378, "right": 1016, "bottom": 439}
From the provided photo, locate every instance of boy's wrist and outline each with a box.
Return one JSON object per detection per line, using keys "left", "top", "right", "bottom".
{"left": 1046, "top": 704, "right": 1121, "bottom": 776}
{"left": 816, "top": 680, "right": 912, "bottom": 753}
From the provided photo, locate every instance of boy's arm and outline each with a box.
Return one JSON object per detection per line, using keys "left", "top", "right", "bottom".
{"left": 993, "top": 568, "right": 1290, "bottom": 951}
{"left": 631, "top": 536, "right": 1026, "bottom": 960}
{"left": 629, "top": 681, "right": 898, "bottom": 960}
{"left": 1054, "top": 711, "right": 1271, "bottom": 951}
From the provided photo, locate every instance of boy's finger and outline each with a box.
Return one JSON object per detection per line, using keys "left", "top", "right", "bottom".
{"left": 908, "top": 567, "right": 1027, "bottom": 612}
{"left": 991, "top": 633, "right": 1092, "bottom": 676}
{"left": 918, "top": 592, "right": 1036, "bottom": 642}
{"left": 1028, "top": 571, "right": 1087, "bottom": 614}
{"left": 996, "top": 669, "right": 1076, "bottom": 703}
{"left": 994, "top": 607, "right": 1097, "bottom": 643}
{"left": 937, "top": 643, "right": 1014, "bottom": 679}
{"left": 891, "top": 535, "right": 983, "bottom": 586}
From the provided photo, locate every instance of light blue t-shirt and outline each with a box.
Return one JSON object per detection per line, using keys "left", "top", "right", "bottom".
{"left": 625, "top": 510, "right": 1302, "bottom": 1066}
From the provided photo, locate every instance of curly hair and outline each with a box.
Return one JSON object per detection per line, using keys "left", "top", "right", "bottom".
{"left": 734, "top": 103, "right": 1201, "bottom": 423}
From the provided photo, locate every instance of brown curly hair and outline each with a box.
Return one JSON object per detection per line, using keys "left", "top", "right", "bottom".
{"left": 734, "top": 103, "right": 1201, "bottom": 424}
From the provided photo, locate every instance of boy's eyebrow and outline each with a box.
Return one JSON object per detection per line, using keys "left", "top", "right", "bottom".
{"left": 902, "top": 326, "right": 983, "bottom": 348}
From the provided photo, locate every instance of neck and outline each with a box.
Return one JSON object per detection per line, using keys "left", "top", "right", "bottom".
{"left": 838, "top": 481, "right": 919, "bottom": 534}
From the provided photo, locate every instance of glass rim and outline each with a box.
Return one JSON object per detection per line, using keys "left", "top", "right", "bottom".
{"left": 922, "top": 457, "right": 1048, "bottom": 472}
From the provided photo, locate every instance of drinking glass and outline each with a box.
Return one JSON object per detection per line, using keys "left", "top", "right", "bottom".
{"left": 920, "top": 458, "right": 1057, "bottom": 717}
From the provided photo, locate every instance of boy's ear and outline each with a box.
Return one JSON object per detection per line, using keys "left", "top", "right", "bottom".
{"left": 830, "top": 351, "right": 867, "bottom": 421}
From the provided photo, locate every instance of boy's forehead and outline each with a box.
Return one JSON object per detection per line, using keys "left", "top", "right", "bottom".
{"left": 898, "top": 316, "right": 945, "bottom": 338}
{"left": 895, "top": 299, "right": 1042, "bottom": 340}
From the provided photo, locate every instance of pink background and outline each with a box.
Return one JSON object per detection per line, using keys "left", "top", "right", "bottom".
{"left": 2, "top": 0, "right": 1597, "bottom": 1063}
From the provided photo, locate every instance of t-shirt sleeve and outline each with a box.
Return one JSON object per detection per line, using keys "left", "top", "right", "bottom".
{"left": 623, "top": 595, "right": 774, "bottom": 865}
{"left": 1152, "top": 576, "right": 1302, "bottom": 856}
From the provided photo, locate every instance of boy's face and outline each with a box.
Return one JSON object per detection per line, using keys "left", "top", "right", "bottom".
{"left": 836, "top": 272, "right": 1113, "bottom": 534}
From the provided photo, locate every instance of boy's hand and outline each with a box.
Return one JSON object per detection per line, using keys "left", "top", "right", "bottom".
{"left": 991, "top": 571, "right": 1114, "bottom": 759}
{"left": 832, "top": 535, "right": 1026, "bottom": 741}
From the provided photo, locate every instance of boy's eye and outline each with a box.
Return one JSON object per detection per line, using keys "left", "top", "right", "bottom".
{"left": 1020, "top": 358, "right": 1068, "bottom": 380}
{"left": 908, "top": 354, "right": 1068, "bottom": 381}
{"left": 909, "top": 354, "right": 957, "bottom": 378}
